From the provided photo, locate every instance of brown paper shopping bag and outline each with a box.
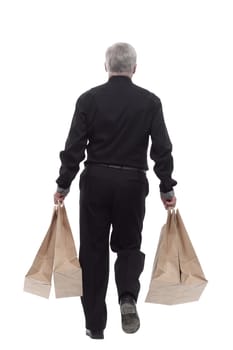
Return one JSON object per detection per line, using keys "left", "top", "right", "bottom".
{"left": 24, "top": 208, "right": 57, "bottom": 298}
{"left": 24, "top": 204, "right": 82, "bottom": 298}
{"left": 145, "top": 209, "right": 208, "bottom": 305}
{"left": 53, "top": 204, "right": 82, "bottom": 298}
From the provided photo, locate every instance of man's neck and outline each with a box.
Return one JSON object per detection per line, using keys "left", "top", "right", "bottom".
{"left": 109, "top": 72, "right": 133, "bottom": 79}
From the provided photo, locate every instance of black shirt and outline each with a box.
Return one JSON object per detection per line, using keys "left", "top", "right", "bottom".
{"left": 56, "top": 76, "right": 177, "bottom": 193}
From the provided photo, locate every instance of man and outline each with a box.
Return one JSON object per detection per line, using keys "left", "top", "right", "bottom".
{"left": 54, "top": 42, "right": 177, "bottom": 339}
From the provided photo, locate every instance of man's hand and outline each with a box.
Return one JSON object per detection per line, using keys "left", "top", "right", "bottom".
{"left": 161, "top": 196, "right": 176, "bottom": 210}
{"left": 54, "top": 186, "right": 70, "bottom": 205}
{"left": 160, "top": 190, "right": 176, "bottom": 210}
{"left": 54, "top": 192, "right": 65, "bottom": 205}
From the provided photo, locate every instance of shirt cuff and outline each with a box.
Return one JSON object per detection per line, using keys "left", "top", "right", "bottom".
{"left": 160, "top": 190, "right": 175, "bottom": 200}
{"left": 56, "top": 186, "right": 70, "bottom": 196}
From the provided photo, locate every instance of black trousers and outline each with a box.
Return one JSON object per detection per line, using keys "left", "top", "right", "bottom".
{"left": 78, "top": 164, "right": 149, "bottom": 331}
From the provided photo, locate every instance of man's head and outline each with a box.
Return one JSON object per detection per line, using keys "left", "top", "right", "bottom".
{"left": 105, "top": 42, "right": 137, "bottom": 78}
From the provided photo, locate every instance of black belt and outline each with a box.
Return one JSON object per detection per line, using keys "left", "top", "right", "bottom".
{"left": 87, "top": 163, "right": 146, "bottom": 174}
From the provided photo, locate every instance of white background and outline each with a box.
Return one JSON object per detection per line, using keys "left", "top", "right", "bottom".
{"left": 0, "top": 0, "right": 233, "bottom": 349}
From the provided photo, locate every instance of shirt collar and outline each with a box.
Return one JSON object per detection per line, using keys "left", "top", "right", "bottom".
{"left": 108, "top": 75, "right": 132, "bottom": 83}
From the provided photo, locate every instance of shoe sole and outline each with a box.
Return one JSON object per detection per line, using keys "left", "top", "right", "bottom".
{"left": 86, "top": 330, "right": 104, "bottom": 339}
{"left": 122, "top": 316, "right": 140, "bottom": 334}
{"left": 121, "top": 303, "right": 140, "bottom": 334}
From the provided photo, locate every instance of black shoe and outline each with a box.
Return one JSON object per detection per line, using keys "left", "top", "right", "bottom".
{"left": 120, "top": 295, "right": 140, "bottom": 334}
{"left": 86, "top": 329, "right": 104, "bottom": 339}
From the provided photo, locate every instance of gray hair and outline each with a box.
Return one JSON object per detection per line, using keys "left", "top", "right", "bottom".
{"left": 105, "top": 42, "right": 137, "bottom": 74}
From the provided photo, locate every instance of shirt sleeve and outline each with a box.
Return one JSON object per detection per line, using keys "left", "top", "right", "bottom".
{"left": 149, "top": 98, "right": 177, "bottom": 193}
{"left": 56, "top": 95, "right": 88, "bottom": 189}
